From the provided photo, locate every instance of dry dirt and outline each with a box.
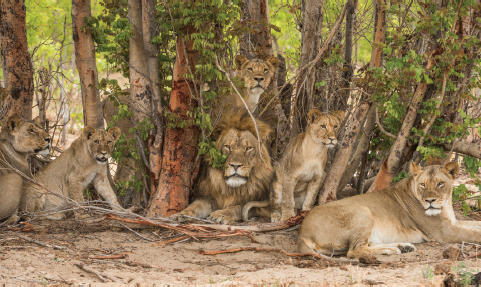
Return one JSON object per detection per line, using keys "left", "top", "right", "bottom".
{"left": 1, "top": 209, "right": 481, "bottom": 285}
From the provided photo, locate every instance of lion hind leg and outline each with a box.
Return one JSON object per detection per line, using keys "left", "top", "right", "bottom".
{"left": 347, "top": 242, "right": 416, "bottom": 258}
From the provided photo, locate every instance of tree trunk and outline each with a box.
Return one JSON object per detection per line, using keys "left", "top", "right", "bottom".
{"left": 290, "top": 0, "right": 325, "bottom": 139}
{"left": 72, "top": 0, "right": 104, "bottom": 129}
{"left": 340, "top": 0, "right": 358, "bottom": 100}
{"left": 240, "top": 0, "right": 272, "bottom": 59}
{"left": 317, "top": 0, "right": 386, "bottom": 204}
{"left": 0, "top": 0, "right": 33, "bottom": 121}
{"left": 147, "top": 25, "right": 200, "bottom": 218}
{"left": 140, "top": 0, "right": 163, "bottom": 194}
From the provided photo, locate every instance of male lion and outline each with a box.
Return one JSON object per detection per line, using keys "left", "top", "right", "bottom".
{"left": 232, "top": 55, "right": 279, "bottom": 114}
{"left": 297, "top": 161, "right": 481, "bottom": 258}
{"left": 242, "top": 109, "right": 345, "bottom": 222}
{"left": 170, "top": 108, "right": 274, "bottom": 223}
{"left": 0, "top": 116, "right": 52, "bottom": 223}
{"left": 19, "top": 126, "right": 123, "bottom": 220}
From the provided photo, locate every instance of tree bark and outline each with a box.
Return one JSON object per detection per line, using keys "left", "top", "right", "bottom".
{"left": 290, "top": 0, "right": 325, "bottom": 139}
{"left": 72, "top": 0, "right": 104, "bottom": 129}
{"left": 317, "top": 0, "right": 385, "bottom": 204}
{"left": 340, "top": 0, "right": 358, "bottom": 95}
{"left": 240, "top": 0, "right": 273, "bottom": 59}
{"left": 141, "top": 0, "right": 164, "bottom": 194}
{"left": 0, "top": 0, "right": 33, "bottom": 121}
{"left": 147, "top": 25, "right": 200, "bottom": 218}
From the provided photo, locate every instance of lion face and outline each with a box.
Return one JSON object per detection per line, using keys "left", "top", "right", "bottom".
{"left": 235, "top": 55, "right": 280, "bottom": 95}
{"left": 410, "top": 161, "right": 459, "bottom": 216}
{"left": 307, "top": 110, "right": 345, "bottom": 148}
{"left": 6, "top": 116, "right": 51, "bottom": 155}
{"left": 83, "top": 126, "right": 121, "bottom": 165}
{"left": 220, "top": 129, "right": 260, "bottom": 187}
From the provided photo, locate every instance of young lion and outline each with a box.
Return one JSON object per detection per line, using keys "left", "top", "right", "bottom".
{"left": 297, "top": 161, "right": 481, "bottom": 258}
{"left": 19, "top": 126, "right": 123, "bottom": 220}
{"left": 242, "top": 109, "right": 345, "bottom": 222}
{"left": 232, "top": 55, "right": 279, "bottom": 114}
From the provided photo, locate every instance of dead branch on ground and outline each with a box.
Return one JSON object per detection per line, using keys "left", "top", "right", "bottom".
{"left": 88, "top": 254, "right": 126, "bottom": 260}
{"left": 14, "top": 233, "right": 72, "bottom": 252}
{"left": 153, "top": 235, "right": 190, "bottom": 246}
{"left": 74, "top": 261, "right": 121, "bottom": 283}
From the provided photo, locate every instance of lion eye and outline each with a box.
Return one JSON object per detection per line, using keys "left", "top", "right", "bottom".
{"left": 247, "top": 68, "right": 253, "bottom": 72}
{"left": 334, "top": 126, "right": 338, "bottom": 129}
{"left": 246, "top": 147, "right": 253, "bottom": 151}
{"left": 107, "top": 141, "right": 112, "bottom": 144}
{"left": 321, "top": 125, "right": 327, "bottom": 129}
{"left": 264, "top": 69, "right": 269, "bottom": 73}
{"left": 224, "top": 145, "right": 230, "bottom": 150}
{"left": 420, "top": 183, "right": 425, "bottom": 188}
{"left": 94, "top": 140, "right": 100, "bottom": 144}
{"left": 438, "top": 182, "right": 445, "bottom": 187}
{"left": 29, "top": 129, "right": 35, "bottom": 133}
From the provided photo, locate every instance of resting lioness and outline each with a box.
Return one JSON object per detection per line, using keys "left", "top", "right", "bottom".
{"left": 232, "top": 55, "right": 279, "bottom": 114}
{"left": 242, "top": 109, "right": 345, "bottom": 222}
{"left": 0, "top": 116, "right": 51, "bottom": 224}
{"left": 297, "top": 161, "right": 481, "bottom": 258}
{"left": 19, "top": 126, "right": 123, "bottom": 220}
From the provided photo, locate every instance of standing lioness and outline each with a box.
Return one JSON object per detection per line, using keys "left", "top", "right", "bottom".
{"left": 298, "top": 161, "right": 481, "bottom": 258}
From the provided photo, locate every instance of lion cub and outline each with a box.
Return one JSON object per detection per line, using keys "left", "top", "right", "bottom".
{"left": 19, "top": 126, "right": 123, "bottom": 220}
{"left": 243, "top": 109, "right": 345, "bottom": 222}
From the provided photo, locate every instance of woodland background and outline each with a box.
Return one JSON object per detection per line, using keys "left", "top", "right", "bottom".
{"left": 1, "top": 0, "right": 481, "bottom": 218}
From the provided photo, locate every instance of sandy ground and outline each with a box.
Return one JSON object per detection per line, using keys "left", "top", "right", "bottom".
{"left": 1, "top": 208, "right": 481, "bottom": 285}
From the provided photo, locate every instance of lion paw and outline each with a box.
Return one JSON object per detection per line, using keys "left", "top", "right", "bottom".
{"left": 271, "top": 211, "right": 281, "bottom": 223}
{"left": 397, "top": 243, "right": 416, "bottom": 253}
{"left": 170, "top": 210, "right": 197, "bottom": 223}
{"left": 207, "top": 211, "right": 234, "bottom": 224}
{"left": 280, "top": 212, "right": 296, "bottom": 222}
{"left": 6, "top": 214, "right": 20, "bottom": 225}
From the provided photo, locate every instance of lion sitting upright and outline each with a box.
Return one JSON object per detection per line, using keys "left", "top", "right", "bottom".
{"left": 170, "top": 108, "right": 274, "bottom": 223}
{"left": 242, "top": 109, "right": 345, "bottom": 222}
{"left": 0, "top": 116, "right": 52, "bottom": 224}
{"left": 297, "top": 161, "right": 481, "bottom": 258}
{"left": 19, "top": 126, "right": 123, "bottom": 220}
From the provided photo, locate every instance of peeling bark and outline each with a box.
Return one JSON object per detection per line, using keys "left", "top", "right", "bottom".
{"left": 0, "top": 0, "right": 33, "bottom": 121}
{"left": 147, "top": 26, "right": 200, "bottom": 217}
{"left": 72, "top": 0, "right": 103, "bottom": 129}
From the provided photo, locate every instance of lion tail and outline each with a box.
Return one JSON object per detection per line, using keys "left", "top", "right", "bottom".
{"left": 242, "top": 200, "right": 270, "bottom": 222}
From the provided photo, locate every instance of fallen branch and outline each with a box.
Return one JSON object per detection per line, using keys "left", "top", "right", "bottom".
{"left": 74, "top": 261, "right": 121, "bottom": 283}
{"left": 199, "top": 246, "right": 360, "bottom": 265}
{"left": 88, "top": 254, "right": 126, "bottom": 260}
{"left": 14, "top": 233, "right": 72, "bottom": 252}
{"left": 153, "top": 235, "right": 190, "bottom": 246}
{"left": 125, "top": 259, "right": 169, "bottom": 269}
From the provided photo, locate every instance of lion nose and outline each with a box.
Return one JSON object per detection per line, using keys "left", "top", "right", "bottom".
{"left": 254, "top": 77, "right": 264, "bottom": 82}
{"left": 100, "top": 151, "right": 107, "bottom": 156}
{"left": 425, "top": 198, "right": 436, "bottom": 204}
{"left": 45, "top": 138, "right": 51, "bottom": 143}
{"left": 328, "top": 137, "right": 336, "bottom": 142}
{"left": 230, "top": 163, "right": 243, "bottom": 171}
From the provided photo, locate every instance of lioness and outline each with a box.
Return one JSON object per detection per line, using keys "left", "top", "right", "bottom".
{"left": 0, "top": 116, "right": 52, "bottom": 223}
{"left": 170, "top": 108, "right": 274, "bottom": 223}
{"left": 19, "top": 126, "right": 123, "bottom": 220}
{"left": 233, "top": 55, "right": 279, "bottom": 114}
{"left": 242, "top": 109, "right": 345, "bottom": 222}
{"left": 297, "top": 161, "right": 481, "bottom": 258}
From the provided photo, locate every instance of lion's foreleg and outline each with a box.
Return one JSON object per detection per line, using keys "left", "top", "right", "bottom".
{"left": 93, "top": 175, "right": 122, "bottom": 211}
{"left": 207, "top": 205, "right": 243, "bottom": 224}
{"left": 280, "top": 177, "right": 298, "bottom": 222}
{"left": 270, "top": 176, "right": 283, "bottom": 222}
{"left": 301, "top": 175, "right": 324, "bottom": 211}
{"left": 170, "top": 199, "right": 214, "bottom": 222}
{"left": 440, "top": 223, "right": 481, "bottom": 244}
{"left": 455, "top": 221, "right": 481, "bottom": 231}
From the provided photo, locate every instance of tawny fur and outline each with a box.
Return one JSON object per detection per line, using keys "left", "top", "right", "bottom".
{"left": 0, "top": 116, "right": 51, "bottom": 224}
{"left": 170, "top": 108, "right": 274, "bottom": 224}
{"left": 19, "top": 126, "right": 123, "bottom": 220}
{"left": 297, "top": 161, "right": 481, "bottom": 258}
{"left": 242, "top": 109, "right": 345, "bottom": 222}
{"left": 229, "top": 55, "right": 279, "bottom": 114}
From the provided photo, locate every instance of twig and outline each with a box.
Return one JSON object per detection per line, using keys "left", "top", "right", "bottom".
{"left": 153, "top": 235, "right": 190, "bottom": 246}
{"left": 119, "top": 222, "right": 153, "bottom": 242}
{"left": 214, "top": 55, "right": 269, "bottom": 167}
{"left": 375, "top": 106, "right": 397, "bottom": 139}
{"left": 74, "top": 261, "right": 121, "bottom": 283}
{"left": 14, "top": 233, "right": 72, "bottom": 252}
{"left": 125, "top": 259, "right": 169, "bottom": 269}
{"left": 199, "top": 247, "right": 360, "bottom": 265}
{"left": 88, "top": 254, "right": 126, "bottom": 260}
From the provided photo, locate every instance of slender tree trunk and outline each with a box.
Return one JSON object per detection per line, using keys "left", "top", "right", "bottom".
{"left": 318, "top": 0, "right": 386, "bottom": 204}
{"left": 240, "top": 0, "right": 272, "bottom": 59}
{"left": 290, "top": 0, "right": 325, "bottom": 139}
{"left": 340, "top": 0, "right": 358, "bottom": 96}
{"left": 72, "top": 0, "right": 104, "bottom": 129}
{"left": 0, "top": 0, "right": 33, "bottom": 121}
{"left": 141, "top": 0, "right": 164, "bottom": 194}
{"left": 147, "top": 25, "right": 200, "bottom": 218}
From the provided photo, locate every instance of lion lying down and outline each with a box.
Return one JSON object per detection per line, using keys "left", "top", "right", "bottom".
{"left": 298, "top": 161, "right": 481, "bottom": 258}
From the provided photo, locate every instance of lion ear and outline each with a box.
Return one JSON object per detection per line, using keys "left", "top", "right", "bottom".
{"left": 6, "top": 116, "right": 21, "bottom": 133}
{"left": 332, "top": 110, "right": 345, "bottom": 124}
{"left": 82, "top": 126, "right": 97, "bottom": 140}
{"left": 108, "top": 127, "right": 121, "bottom": 142}
{"left": 443, "top": 161, "right": 460, "bottom": 180}
{"left": 410, "top": 161, "right": 423, "bottom": 177}
{"left": 235, "top": 55, "right": 249, "bottom": 70}
{"left": 266, "top": 56, "right": 280, "bottom": 69}
{"left": 308, "top": 109, "right": 323, "bottom": 124}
